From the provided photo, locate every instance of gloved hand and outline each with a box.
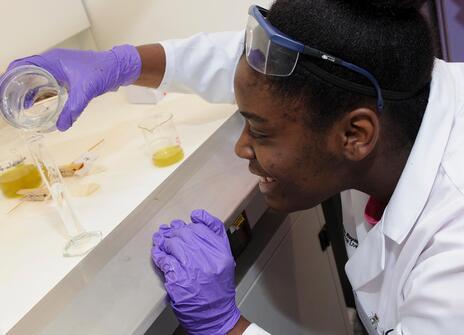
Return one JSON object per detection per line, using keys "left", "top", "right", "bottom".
{"left": 152, "top": 209, "right": 241, "bottom": 335}
{"left": 5, "top": 45, "right": 141, "bottom": 131}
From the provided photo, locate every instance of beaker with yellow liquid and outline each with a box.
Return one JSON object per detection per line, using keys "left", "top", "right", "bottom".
{"left": 0, "top": 137, "right": 42, "bottom": 198}
{"left": 139, "top": 112, "right": 184, "bottom": 168}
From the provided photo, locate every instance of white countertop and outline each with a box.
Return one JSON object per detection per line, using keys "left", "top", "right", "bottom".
{"left": 0, "top": 91, "right": 257, "bottom": 334}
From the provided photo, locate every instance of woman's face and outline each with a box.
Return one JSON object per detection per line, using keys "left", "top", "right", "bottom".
{"left": 234, "top": 57, "right": 345, "bottom": 212}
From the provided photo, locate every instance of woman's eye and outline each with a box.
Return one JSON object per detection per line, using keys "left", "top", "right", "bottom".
{"left": 248, "top": 128, "right": 267, "bottom": 139}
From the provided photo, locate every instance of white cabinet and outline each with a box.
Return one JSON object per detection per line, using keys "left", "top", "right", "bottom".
{"left": 0, "top": 0, "right": 90, "bottom": 70}
{"left": 237, "top": 207, "right": 352, "bottom": 335}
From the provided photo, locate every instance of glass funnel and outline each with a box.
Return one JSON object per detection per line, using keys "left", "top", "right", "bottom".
{"left": 0, "top": 65, "right": 101, "bottom": 257}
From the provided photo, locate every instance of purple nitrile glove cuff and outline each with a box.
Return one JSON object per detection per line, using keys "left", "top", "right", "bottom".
{"left": 110, "top": 44, "right": 142, "bottom": 87}
{"left": 175, "top": 302, "right": 241, "bottom": 335}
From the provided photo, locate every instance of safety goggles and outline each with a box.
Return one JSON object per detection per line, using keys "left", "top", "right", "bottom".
{"left": 245, "top": 5, "right": 389, "bottom": 111}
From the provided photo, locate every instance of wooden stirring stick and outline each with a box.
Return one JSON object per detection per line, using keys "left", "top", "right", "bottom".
{"left": 87, "top": 138, "right": 105, "bottom": 152}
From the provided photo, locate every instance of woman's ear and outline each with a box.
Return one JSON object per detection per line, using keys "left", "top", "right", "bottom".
{"left": 335, "top": 108, "right": 380, "bottom": 161}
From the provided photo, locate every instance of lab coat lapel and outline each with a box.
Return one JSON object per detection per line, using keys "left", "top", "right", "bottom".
{"left": 382, "top": 59, "right": 455, "bottom": 244}
{"left": 345, "top": 222, "right": 385, "bottom": 290}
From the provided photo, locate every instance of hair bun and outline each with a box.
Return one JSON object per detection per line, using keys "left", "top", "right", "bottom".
{"left": 364, "top": 0, "right": 427, "bottom": 10}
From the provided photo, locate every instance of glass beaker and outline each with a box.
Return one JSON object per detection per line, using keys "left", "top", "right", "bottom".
{"left": 138, "top": 112, "right": 184, "bottom": 167}
{"left": 0, "top": 65, "right": 102, "bottom": 257}
{"left": 0, "top": 65, "right": 67, "bottom": 133}
{"left": 0, "top": 135, "right": 42, "bottom": 199}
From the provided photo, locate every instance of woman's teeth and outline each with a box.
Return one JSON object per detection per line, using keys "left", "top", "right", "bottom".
{"left": 259, "top": 176, "right": 276, "bottom": 183}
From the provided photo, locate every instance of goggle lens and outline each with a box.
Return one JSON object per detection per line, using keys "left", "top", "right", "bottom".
{"left": 245, "top": 15, "right": 299, "bottom": 77}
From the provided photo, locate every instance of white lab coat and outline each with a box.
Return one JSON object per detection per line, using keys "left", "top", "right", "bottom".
{"left": 160, "top": 31, "right": 464, "bottom": 335}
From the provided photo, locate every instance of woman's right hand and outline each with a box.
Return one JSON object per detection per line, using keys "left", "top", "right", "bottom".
{"left": 4, "top": 45, "right": 141, "bottom": 131}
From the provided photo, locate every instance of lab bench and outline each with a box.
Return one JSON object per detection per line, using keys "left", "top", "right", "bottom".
{"left": 0, "top": 91, "right": 247, "bottom": 334}
{"left": 0, "top": 92, "right": 352, "bottom": 335}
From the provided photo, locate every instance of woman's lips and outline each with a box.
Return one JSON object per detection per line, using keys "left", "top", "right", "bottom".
{"left": 249, "top": 167, "right": 277, "bottom": 194}
{"left": 258, "top": 176, "right": 276, "bottom": 183}
{"left": 257, "top": 176, "right": 277, "bottom": 194}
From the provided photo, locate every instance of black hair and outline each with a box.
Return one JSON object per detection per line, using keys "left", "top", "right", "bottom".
{"left": 264, "top": 0, "right": 435, "bottom": 148}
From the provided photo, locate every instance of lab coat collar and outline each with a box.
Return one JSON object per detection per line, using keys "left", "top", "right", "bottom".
{"left": 382, "top": 59, "right": 455, "bottom": 244}
{"left": 345, "top": 60, "right": 455, "bottom": 290}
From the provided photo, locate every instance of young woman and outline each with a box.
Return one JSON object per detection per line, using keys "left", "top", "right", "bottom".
{"left": 5, "top": 0, "right": 464, "bottom": 333}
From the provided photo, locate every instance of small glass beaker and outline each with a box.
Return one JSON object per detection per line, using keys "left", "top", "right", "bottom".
{"left": 0, "top": 65, "right": 67, "bottom": 133}
{"left": 138, "top": 112, "right": 184, "bottom": 167}
{"left": 0, "top": 136, "right": 42, "bottom": 199}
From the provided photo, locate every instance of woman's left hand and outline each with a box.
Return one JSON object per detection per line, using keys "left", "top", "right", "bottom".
{"left": 152, "top": 209, "right": 241, "bottom": 335}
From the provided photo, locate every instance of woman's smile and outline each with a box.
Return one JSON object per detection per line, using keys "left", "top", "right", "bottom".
{"left": 249, "top": 165, "right": 278, "bottom": 194}
{"left": 257, "top": 175, "right": 277, "bottom": 194}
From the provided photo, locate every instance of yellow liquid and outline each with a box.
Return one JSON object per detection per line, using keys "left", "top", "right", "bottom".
{"left": 0, "top": 164, "right": 42, "bottom": 198}
{"left": 152, "top": 145, "right": 184, "bottom": 167}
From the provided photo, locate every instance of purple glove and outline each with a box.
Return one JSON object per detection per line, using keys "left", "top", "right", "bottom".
{"left": 152, "top": 210, "right": 241, "bottom": 335}
{"left": 6, "top": 45, "right": 141, "bottom": 131}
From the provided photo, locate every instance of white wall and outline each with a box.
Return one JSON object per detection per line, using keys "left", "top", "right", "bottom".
{"left": 0, "top": 0, "right": 90, "bottom": 71}
{"left": 1, "top": 0, "right": 272, "bottom": 66}
{"left": 53, "top": 29, "right": 98, "bottom": 51}
{"left": 83, "top": 0, "right": 274, "bottom": 49}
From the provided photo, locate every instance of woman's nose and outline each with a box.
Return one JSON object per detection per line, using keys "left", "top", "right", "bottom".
{"left": 235, "top": 126, "right": 255, "bottom": 160}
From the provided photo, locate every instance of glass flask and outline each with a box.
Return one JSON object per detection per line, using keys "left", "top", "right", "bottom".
{"left": 0, "top": 65, "right": 102, "bottom": 257}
